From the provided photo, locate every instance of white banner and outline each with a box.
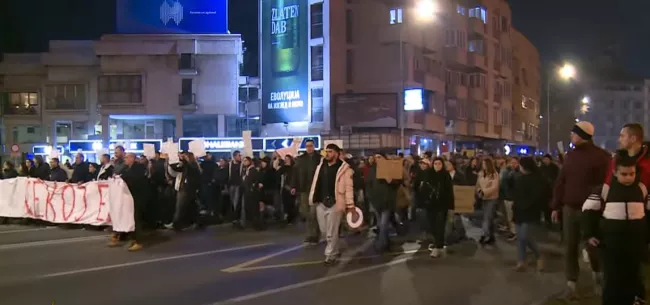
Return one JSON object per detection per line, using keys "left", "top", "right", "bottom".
{"left": 0, "top": 177, "right": 135, "bottom": 232}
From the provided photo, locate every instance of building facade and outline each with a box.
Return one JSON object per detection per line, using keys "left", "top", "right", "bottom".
{"left": 259, "top": 0, "right": 537, "bottom": 155}
{"left": 580, "top": 80, "right": 650, "bottom": 151}
{"left": 511, "top": 29, "right": 541, "bottom": 148}
{"left": 0, "top": 34, "right": 244, "bottom": 157}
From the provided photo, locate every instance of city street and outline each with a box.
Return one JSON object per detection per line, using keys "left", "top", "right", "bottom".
{"left": 0, "top": 222, "right": 566, "bottom": 305}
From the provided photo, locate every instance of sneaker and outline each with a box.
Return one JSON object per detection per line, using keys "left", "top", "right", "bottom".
{"left": 107, "top": 234, "right": 121, "bottom": 248}
{"left": 303, "top": 237, "right": 319, "bottom": 246}
{"left": 514, "top": 262, "right": 526, "bottom": 272}
{"left": 557, "top": 281, "right": 578, "bottom": 301}
{"left": 324, "top": 256, "right": 339, "bottom": 266}
{"left": 127, "top": 242, "right": 143, "bottom": 252}
{"left": 430, "top": 248, "right": 446, "bottom": 258}
{"left": 506, "top": 233, "right": 517, "bottom": 242}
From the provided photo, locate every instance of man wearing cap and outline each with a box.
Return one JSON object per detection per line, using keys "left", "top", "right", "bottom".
{"left": 551, "top": 121, "right": 611, "bottom": 300}
{"left": 308, "top": 143, "right": 356, "bottom": 265}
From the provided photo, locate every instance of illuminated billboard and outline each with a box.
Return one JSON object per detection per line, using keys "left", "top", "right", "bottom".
{"left": 260, "top": 0, "right": 309, "bottom": 124}
{"left": 116, "top": 0, "right": 228, "bottom": 34}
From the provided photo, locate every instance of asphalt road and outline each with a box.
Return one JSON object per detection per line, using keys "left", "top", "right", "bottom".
{"left": 0, "top": 222, "right": 566, "bottom": 305}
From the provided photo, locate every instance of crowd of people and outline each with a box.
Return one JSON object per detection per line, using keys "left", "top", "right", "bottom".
{"left": 0, "top": 121, "right": 649, "bottom": 305}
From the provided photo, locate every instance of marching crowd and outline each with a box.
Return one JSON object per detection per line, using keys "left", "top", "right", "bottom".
{"left": 0, "top": 121, "right": 649, "bottom": 304}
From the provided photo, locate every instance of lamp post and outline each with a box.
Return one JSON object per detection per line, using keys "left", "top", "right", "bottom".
{"left": 399, "top": 0, "right": 437, "bottom": 152}
{"left": 545, "top": 63, "right": 576, "bottom": 153}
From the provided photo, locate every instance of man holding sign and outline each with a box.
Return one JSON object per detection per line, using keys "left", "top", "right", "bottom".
{"left": 308, "top": 143, "right": 356, "bottom": 265}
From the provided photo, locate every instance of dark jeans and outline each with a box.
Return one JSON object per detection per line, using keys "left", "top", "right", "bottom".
{"left": 428, "top": 208, "right": 448, "bottom": 249}
{"left": 601, "top": 225, "right": 646, "bottom": 305}
{"left": 282, "top": 189, "right": 297, "bottom": 224}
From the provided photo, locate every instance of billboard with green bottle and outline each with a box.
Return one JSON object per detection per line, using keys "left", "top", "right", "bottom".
{"left": 260, "top": 0, "right": 309, "bottom": 124}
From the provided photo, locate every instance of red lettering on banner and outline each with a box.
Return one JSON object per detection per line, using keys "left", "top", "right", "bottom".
{"left": 23, "top": 179, "right": 34, "bottom": 217}
{"left": 96, "top": 183, "right": 110, "bottom": 222}
{"left": 45, "top": 182, "right": 57, "bottom": 222}
{"left": 32, "top": 180, "right": 45, "bottom": 219}
{"left": 61, "top": 184, "right": 76, "bottom": 222}
{"left": 74, "top": 185, "right": 88, "bottom": 222}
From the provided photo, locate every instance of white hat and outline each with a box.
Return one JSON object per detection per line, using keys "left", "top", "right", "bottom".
{"left": 572, "top": 121, "right": 595, "bottom": 139}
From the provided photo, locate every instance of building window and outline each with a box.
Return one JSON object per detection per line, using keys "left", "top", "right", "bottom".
{"left": 311, "top": 3, "right": 324, "bottom": 39}
{"left": 456, "top": 5, "right": 466, "bottom": 15}
{"left": 469, "top": 6, "right": 487, "bottom": 23}
{"left": 469, "top": 73, "right": 486, "bottom": 89}
{"left": 44, "top": 85, "right": 86, "bottom": 110}
{"left": 311, "top": 45, "right": 324, "bottom": 81}
{"left": 346, "top": 49, "right": 354, "bottom": 84}
{"left": 501, "top": 16, "right": 509, "bottom": 32}
{"left": 311, "top": 88, "right": 324, "bottom": 122}
{"left": 12, "top": 125, "right": 43, "bottom": 144}
{"left": 389, "top": 7, "right": 403, "bottom": 24}
{"left": 180, "top": 79, "right": 194, "bottom": 106}
{"left": 1, "top": 92, "right": 39, "bottom": 115}
{"left": 468, "top": 40, "right": 484, "bottom": 54}
{"left": 98, "top": 75, "right": 142, "bottom": 104}
{"left": 346, "top": 9, "right": 353, "bottom": 43}
{"left": 179, "top": 53, "right": 195, "bottom": 70}
{"left": 634, "top": 100, "right": 643, "bottom": 109}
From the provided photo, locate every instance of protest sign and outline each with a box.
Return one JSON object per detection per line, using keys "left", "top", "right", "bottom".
{"left": 0, "top": 177, "right": 135, "bottom": 232}
{"left": 453, "top": 185, "right": 475, "bottom": 213}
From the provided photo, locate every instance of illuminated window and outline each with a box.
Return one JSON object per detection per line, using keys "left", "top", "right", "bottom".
{"left": 469, "top": 7, "right": 487, "bottom": 23}
{"left": 389, "top": 8, "right": 403, "bottom": 24}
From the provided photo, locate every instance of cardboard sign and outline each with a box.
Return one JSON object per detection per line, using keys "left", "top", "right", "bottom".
{"left": 376, "top": 159, "right": 403, "bottom": 180}
{"left": 453, "top": 185, "right": 475, "bottom": 213}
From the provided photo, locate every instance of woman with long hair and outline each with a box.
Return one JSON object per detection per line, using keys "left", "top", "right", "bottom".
{"left": 476, "top": 158, "right": 500, "bottom": 245}
{"left": 427, "top": 157, "right": 455, "bottom": 258}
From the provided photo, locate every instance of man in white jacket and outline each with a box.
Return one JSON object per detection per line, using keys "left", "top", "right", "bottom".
{"left": 309, "top": 143, "right": 356, "bottom": 265}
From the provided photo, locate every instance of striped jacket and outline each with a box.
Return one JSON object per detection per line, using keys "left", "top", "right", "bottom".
{"left": 582, "top": 179, "right": 650, "bottom": 240}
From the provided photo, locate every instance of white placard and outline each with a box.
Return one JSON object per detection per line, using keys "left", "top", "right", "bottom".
{"left": 143, "top": 143, "right": 156, "bottom": 159}
{"left": 242, "top": 130, "right": 253, "bottom": 158}
{"left": 557, "top": 141, "right": 565, "bottom": 154}
{"left": 0, "top": 177, "right": 135, "bottom": 232}
{"left": 189, "top": 139, "right": 206, "bottom": 158}
{"left": 49, "top": 147, "right": 60, "bottom": 159}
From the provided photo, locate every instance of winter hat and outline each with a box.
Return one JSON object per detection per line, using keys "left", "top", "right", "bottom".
{"left": 572, "top": 121, "right": 594, "bottom": 140}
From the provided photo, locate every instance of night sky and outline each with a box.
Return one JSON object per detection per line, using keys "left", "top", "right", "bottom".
{"left": 0, "top": 0, "right": 648, "bottom": 78}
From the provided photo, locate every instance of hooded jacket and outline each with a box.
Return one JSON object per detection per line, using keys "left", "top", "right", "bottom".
{"left": 308, "top": 158, "right": 354, "bottom": 212}
{"left": 605, "top": 142, "right": 650, "bottom": 188}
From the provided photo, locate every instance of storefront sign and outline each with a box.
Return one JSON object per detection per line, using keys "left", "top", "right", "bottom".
{"left": 178, "top": 138, "right": 264, "bottom": 152}
{"left": 260, "top": 0, "right": 309, "bottom": 124}
{"left": 69, "top": 140, "right": 162, "bottom": 153}
{"left": 32, "top": 145, "right": 65, "bottom": 155}
{"left": 264, "top": 135, "right": 320, "bottom": 151}
{"left": 116, "top": 0, "right": 229, "bottom": 34}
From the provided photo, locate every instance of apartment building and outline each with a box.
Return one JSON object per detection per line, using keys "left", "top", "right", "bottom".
{"left": 511, "top": 29, "right": 541, "bottom": 148}
{"left": 581, "top": 80, "right": 650, "bottom": 151}
{"left": 0, "top": 34, "right": 243, "bottom": 157}
{"left": 259, "top": 0, "right": 530, "bottom": 154}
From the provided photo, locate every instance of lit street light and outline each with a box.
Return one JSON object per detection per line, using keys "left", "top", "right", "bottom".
{"left": 415, "top": 0, "right": 438, "bottom": 21}
{"left": 546, "top": 62, "right": 576, "bottom": 153}
{"left": 581, "top": 96, "right": 590, "bottom": 104}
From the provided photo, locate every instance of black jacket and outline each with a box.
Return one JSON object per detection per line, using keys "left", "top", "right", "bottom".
{"left": 292, "top": 152, "right": 322, "bottom": 193}
{"left": 97, "top": 164, "right": 114, "bottom": 180}
{"left": 32, "top": 163, "right": 51, "bottom": 180}
{"left": 170, "top": 161, "right": 202, "bottom": 194}
{"left": 70, "top": 162, "right": 91, "bottom": 183}
{"left": 200, "top": 159, "right": 217, "bottom": 184}
{"left": 121, "top": 162, "right": 149, "bottom": 204}
{"left": 421, "top": 169, "right": 455, "bottom": 210}
{"left": 512, "top": 172, "right": 546, "bottom": 224}
{"left": 2, "top": 168, "right": 18, "bottom": 179}
{"left": 366, "top": 165, "right": 401, "bottom": 212}
{"left": 50, "top": 167, "right": 68, "bottom": 182}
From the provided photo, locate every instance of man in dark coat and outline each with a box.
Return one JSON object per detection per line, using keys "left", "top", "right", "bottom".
{"left": 117, "top": 153, "right": 149, "bottom": 251}
{"left": 291, "top": 139, "right": 322, "bottom": 245}
{"left": 551, "top": 121, "right": 611, "bottom": 300}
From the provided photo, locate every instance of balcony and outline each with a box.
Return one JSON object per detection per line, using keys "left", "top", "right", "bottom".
{"left": 469, "top": 87, "right": 486, "bottom": 101}
{"left": 45, "top": 97, "right": 86, "bottom": 111}
{"left": 1, "top": 93, "right": 40, "bottom": 116}
{"left": 445, "top": 84, "right": 468, "bottom": 99}
{"left": 443, "top": 47, "right": 467, "bottom": 67}
{"left": 467, "top": 52, "right": 487, "bottom": 70}
{"left": 179, "top": 93, "right": 196, "bottom": 107}
{"left": 178, "top": 55, "right": 198, "bottom": 75}
{"left": 469, "top": 18, "right": 486, "bottom": 35}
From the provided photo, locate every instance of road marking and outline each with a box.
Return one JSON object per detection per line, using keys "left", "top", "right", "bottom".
{"left": 227, "top": 248, "right": 427, "bottom": 272}
{"left": 0, "top": 235, "right": 107, "bottom": 251}
{"left": 221, "top": 244, "right": 307, "bottom": 273}
{"left": 39, "top": 243, "right": 273, "bottom": 279}
{"left": 0, "top": 227, "right": 56, "bottom": 234}
{"left": 208, "top": 254, "right": 416, "bottom": 304}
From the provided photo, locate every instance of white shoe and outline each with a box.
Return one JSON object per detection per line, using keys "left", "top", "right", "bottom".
{"left": 430, "top": 247, "right": 445, "bottom": 258}
{"left": 582, "top": 248, "right": 590, "bottom": 263}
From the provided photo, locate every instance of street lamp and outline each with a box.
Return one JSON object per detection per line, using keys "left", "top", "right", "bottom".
{"left": 400, "top": 0, "right": 437, "bottom": 153}
{"left": 581, "top": 96, "right": 590, "bottom": 104}
{"left": 546, "top": 62, "right": 576, "bottom": 153}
